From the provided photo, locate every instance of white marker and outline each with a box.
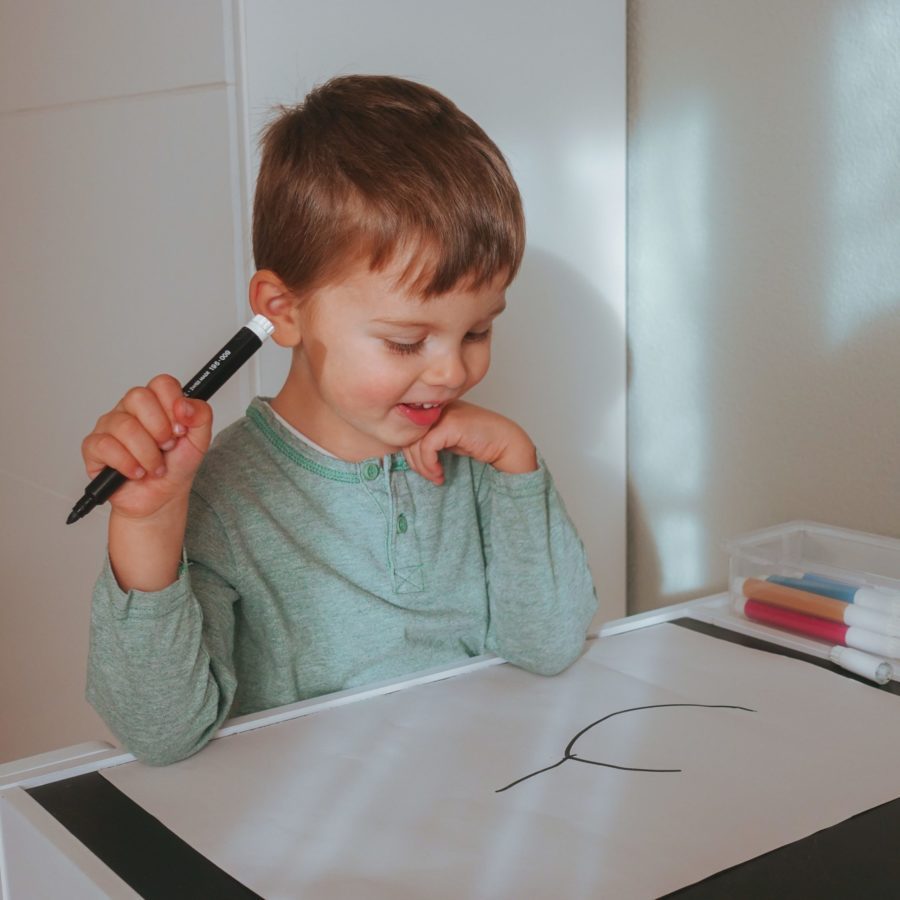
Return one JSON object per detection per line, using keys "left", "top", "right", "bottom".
{"left": 829, "top": 646, "right": 894, "bottom": 685}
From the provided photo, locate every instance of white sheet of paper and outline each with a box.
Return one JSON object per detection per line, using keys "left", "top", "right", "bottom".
{"left": 102, "top": 625, "right": 900, "bottom": 899}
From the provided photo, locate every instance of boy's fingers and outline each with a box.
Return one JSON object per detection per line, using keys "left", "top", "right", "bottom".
{"left": 147, "top": 374, "right": 191, "bottom": 443}
{"left": 119, "top": 383, "right": 178, "bottom": 449}
{"left": 403, "top": 444, "right": 422, "bottom": 473}
{"left": 174, "top": 397, "right": 212, "bottom": 427}
{"left": 427, "top": 452, "right": 445, "bottom": 483}
{"left": 147, "top": 373, "right": 182, "bottom": 396}
{"left": 95, "top": 411, "right": 166, "bottom": 476}
{"left": 82, "top": 432, "right": 147, "bottom": 481}
{"left": 147, "top": 374, "right": 184, "bottom": 413}
{"left": 422, "top": 439, "right": 442, "bottom": 473}
{"left": 420, "top": 429, "right": 450, "bottom": 473}
{"left": 403, "top": 444, "right": 429, "bottom": 480}
{"left": 174, "top": 398, "right": 213, "bottom": 451}
{"left": 405, "top": 438, "right": 444, "bottom": 484}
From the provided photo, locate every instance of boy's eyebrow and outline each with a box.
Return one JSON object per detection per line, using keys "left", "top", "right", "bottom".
{"left": 373, "top": 299, "right": 507, "bottom": 327}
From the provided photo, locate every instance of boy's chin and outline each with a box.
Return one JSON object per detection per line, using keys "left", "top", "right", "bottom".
{"left": 352, "top": 408, "right": 442, "bottom": 457}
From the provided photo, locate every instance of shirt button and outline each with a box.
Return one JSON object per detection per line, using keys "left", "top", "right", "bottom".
{"left": 397, "top": 513, "right": 408, "bottom": 534}
{"left": 363, "top": 462, "right": 380, "bottom": 481}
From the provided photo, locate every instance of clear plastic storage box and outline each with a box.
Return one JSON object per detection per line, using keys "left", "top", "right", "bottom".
{"left": 724, "top": 521, "right": 900, "bottom": 596}
{"left": 722, "top": 521, "right": 900, "bottom": 681}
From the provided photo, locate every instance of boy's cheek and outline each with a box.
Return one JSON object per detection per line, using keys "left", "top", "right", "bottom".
{"left": 464, "top": 356, "right": 491, "bottom": 393}
{"left": 335, "top": 371, "right": 405, "bottom": 409}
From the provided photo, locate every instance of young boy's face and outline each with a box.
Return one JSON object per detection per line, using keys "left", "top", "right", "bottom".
{"left": 283, "top": 256, "right": 507, "bottom": 461}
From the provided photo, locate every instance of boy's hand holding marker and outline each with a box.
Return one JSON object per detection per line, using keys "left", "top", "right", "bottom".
{"left": 81, "top": 375, "right": 214, "bottom": 521}
{"left": 81, "top": 377, "right": 214, "bottom": 591}
{"left": 74, "top": 316, "right": 275, "bottom": 591}
{"left": 72, "top": 315, "right": 274, "bottom": 528}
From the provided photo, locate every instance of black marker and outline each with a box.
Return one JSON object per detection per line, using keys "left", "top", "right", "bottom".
{"left": 67, "top": 314, "right": 275, "bottom": 524}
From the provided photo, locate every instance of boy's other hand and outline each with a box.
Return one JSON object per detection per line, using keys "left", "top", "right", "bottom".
{"left": 80, "top": 374, "right": 213, "bottom": 520}
{"left": 403, "top": 400, "right": 537, "bottom": 485}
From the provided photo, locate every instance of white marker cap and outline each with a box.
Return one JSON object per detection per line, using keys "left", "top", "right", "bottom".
{"left": 854, "top": 586, "right": 900, "bottom": 615}
{"left": 844, "top": 626, "right": 900, "bottom": 659}
{"left": 829, "top": 646, "right": 893, "bottom": 685}
{"left": 246, "top": 314, "right": 275, "bottom": 342}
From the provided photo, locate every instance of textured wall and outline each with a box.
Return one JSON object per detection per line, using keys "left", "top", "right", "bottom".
{"left": 628, "top": 0, "right": 900, "bottom": 611}
{"left": 0, "top": 1, "right": 251, "bottom": 763}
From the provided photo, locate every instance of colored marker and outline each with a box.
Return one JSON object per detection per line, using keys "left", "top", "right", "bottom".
{"left": 735, "top": 578, "right": 900, "bottom": 637}
{"left": 735, "top": 597, "right": 900, "bottom": 659}
{"left": 769, "top": 574, "right": 860, "bottom": 602}
{"left": 773, "top": 572, "right": 900, "bottom": 612}
{"left": 829, "top": 646, "right": 894, "bottom": 685}
{"left": 66, "top": 315, "right": 274, "bottom": 524}
{"left": 796, "top": 573, "right": 900, "bottom": 614}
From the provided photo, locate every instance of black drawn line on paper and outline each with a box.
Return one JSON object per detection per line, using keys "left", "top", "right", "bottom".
{"left": 495, "top": 703, "right": 756, "bottom": 793}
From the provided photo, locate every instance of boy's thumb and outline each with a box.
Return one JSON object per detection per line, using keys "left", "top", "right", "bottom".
{"left": 175, "top": 398, "right": 213, "bottom": 447}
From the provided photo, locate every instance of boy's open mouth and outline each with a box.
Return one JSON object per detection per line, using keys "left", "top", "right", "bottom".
{"left": 396, "top": 402, "right": 444, "bottom": 427}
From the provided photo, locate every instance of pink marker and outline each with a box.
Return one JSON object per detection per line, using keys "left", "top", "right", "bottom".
{"left": 735, "top": 597, "right": 900, "bottom": 659}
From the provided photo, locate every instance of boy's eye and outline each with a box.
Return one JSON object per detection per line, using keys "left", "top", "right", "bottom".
{"left": 385, "top": 339, "right": 425, "bottom": 355}
{"left": 384, "top": 328, "right": 491, "bottom": 355}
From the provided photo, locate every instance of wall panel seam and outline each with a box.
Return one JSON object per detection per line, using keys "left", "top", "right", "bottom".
{"left": 1, "top": 82, "right": 233, "bottom": 120}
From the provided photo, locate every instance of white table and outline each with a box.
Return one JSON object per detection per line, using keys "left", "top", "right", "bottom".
{"left": 3, "top": 593, "right": 900, "bottom": 899}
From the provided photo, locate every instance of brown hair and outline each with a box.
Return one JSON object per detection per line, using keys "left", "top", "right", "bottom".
{"left": 252, "top": 74, "right": 525, "bottom": 298}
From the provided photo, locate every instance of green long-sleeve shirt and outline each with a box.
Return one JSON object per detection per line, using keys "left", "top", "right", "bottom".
{"left": 87, "top": 398, "right": 597, "bottom": 765}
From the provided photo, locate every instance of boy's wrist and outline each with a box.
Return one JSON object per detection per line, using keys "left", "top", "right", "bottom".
{"left": 109, "top": 491, "right": 190, "bottom": 526}
{"left": 108, "top": 497, "right": 189, "bottom": 593}
{"left": 490, "top": 429, "right": 538, "bottom": 474}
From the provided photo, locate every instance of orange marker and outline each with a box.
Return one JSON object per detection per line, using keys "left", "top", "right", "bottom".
{"left": 734, "top": 577, "right": 900, "bottom": 638}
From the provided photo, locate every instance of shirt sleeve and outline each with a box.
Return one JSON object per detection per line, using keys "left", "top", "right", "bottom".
{"left": 86, "top": 492, "right": 240, "bottom": 766}
{"left": 476, "top": 457, "right": 598, "bottom": 675}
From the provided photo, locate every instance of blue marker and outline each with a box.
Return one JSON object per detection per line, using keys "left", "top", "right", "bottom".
{"left": 767, "top": 574, "right": 900, "bottom": 615}
{"left": 802, "top": 572, "right": 858, "bottom": 591}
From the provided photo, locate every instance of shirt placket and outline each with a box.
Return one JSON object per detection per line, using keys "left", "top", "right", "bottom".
{"left": 386, "top": 458, "right": 424, "bottom": 594}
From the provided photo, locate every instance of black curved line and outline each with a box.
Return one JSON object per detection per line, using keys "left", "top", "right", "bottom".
{"left": 494, "top": 758, "right": 568, "bottom": 793}
{"left": 563, "top": 703, "right": 755, "bottom": 757}
{"left": 495, "top": 753, "right": 677, "bottom": 793}
{"left": 495, "top": 702, "right": 756, "bottom": 794}
{"left": 569, "top": 754, "right": 681, "bottom": 774}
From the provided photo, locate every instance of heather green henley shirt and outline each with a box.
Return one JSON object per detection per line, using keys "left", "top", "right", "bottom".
{"left": 87, "top": 398, "right": 597, "bottom": 765}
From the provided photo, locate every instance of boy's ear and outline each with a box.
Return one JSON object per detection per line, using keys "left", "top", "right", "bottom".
{"left": 249, "top": 270, "right": 303, "bottom": 348}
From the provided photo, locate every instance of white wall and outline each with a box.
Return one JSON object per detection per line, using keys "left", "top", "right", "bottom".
{"left": 242, "top": 0, "right": 627, "bottom": 627}
{"left": 0, "top": 0, "right": 252, "bottom": 763}
{"left": 628, "top": 0, "right": 900, "bottom": 611}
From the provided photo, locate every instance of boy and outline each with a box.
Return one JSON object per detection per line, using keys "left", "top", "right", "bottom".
{"left": 83, "top": 75, "right": 597, "bottom": 766}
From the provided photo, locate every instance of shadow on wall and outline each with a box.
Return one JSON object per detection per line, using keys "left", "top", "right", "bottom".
{"left": 470, "top": 246, "right": 624, "bottom": 615}
{"left": 695, "top": 0, "right": 900, "bottom": 604}
{"left": 715, "top": 299, "right": 900, "bottom": 538}
{"left": 629, "top": 237, "right": 900, "bottom": 615}
{"left": 627, "top": 0, "right": 900, "bottom": 614}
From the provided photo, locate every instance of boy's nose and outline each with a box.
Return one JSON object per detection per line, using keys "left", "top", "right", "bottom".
{"left": 422, "top": 348, "right": 467, "bottom": 391}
